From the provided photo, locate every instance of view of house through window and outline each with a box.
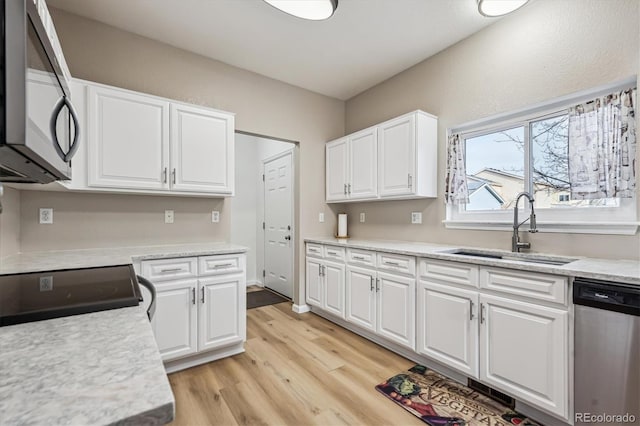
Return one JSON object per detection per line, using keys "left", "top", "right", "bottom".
{"left": 464, "top": 114, "right": 619, "bottom": 212}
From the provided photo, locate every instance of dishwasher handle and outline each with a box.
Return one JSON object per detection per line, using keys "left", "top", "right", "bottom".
{"left": 136, "top": 275, "right": 157, "bottom": 321}
{"left": 573, "top": 278, "right": 640, "bottom": 317}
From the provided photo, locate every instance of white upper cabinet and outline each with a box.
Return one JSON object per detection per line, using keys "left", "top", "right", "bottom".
{"left": 87, "top": 85, "right": 170, "bottom": 190}
{"left": 171, "top": 103, "right": 234, "bottom": 194}
{"left": 349, "top": 128, "right": 378, "bottom": 200}
{"left": 326, "top": 110, "right": 437, "bottom": 203}
{"left": 326, "top": 137, "right": 349, "bottom": 201}
{"left": 78, "top": 80, "right": 235, "bottom": 197}
{"left": 378, "top": 111, "right": 437, "bottom": 199}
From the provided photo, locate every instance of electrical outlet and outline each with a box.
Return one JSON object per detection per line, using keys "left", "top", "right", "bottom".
{"left": 39, "top": 276, "right": 54, "bottom": 292}
{"left": 165, "top": 210, "right": 174, "bottom": 224}
{"left": 39, "top": 208, "right": 53, "bottom": 224}
{"left": 411, "top": 212, "right": 422, "bottom": 224}
{"left": 211, "top": 211, "right": 220, "bottom": 223}
{"left": 360, "top": 212, "right": 366, "bottom": 223}
{"left": 319, "top": 212, "right": 325, "bottom": 223}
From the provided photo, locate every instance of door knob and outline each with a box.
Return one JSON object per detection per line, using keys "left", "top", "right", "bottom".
{"left": 285, "top": 235, "right": 291, "bottom": 240}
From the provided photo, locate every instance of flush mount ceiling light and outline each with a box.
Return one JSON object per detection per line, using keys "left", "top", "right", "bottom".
{"left": 477, "top": 0, "right": 528, "bottom": 17}
{"left": 263, "top": 0, "right": 338, "bottom": 21}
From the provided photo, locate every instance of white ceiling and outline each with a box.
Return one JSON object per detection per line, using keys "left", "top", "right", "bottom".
{"left": 47, "top": 0, "right": 500, "bottom": 100}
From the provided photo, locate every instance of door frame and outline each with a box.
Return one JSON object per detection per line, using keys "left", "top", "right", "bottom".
{"left": 262, "top": 148, "right": 296, "bottom": 299}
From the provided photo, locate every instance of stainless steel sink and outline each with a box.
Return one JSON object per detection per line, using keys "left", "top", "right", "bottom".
{"left": 448, "top": 250, "right": 576, "bottom": 266}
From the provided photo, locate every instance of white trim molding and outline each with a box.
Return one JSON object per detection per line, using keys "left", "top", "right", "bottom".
{"left": 292, "top": 304, "right": 311, "bottom": 314}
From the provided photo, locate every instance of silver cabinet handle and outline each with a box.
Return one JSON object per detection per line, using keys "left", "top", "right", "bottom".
{"left": 318, "top": 265, "right": 322, "bottom": 277}
{"left": 213, "top": 263, "right": 234, "bottom": 268}
{"left": 348, "top": 183, "right": 351, "bottom": 194}
{"left": 172, "top": 168, "right": 176, "bottom": 184}
{"left": 370, "top": 276, "right": 374, "bottom": 291}
{"left": 192, "top": 287, "right": 196, "bottom": 305}
{"left": 480, "top": 303, "right": 485, "bottom": 324}
{"left": 469, "top": 300, "right": 474, "bottom": 321}
{"left": 376, "top": 278, "right": 380, "bottom": 292}
{"left": 408, "top": 173, "right": 413, "bottom": 189}
{"left": 322, "top": 265, "right": 326, "bottom": 276}
{"left": 160, "top": 267, "right": 183, "bottom": 273}
{"left": 163, "top": 167, "right": 168, "bottom": 183}
{"left": 309, "top": 248, "right": 319, "bottom": 253}
{"left": 201, "top": 287, "right": 205, "bottom": 304}
{"left": 327, "top": 251, "right": 338, "bottom": 256}
{"left": 384, "top": 261, "right": 401, "bottom": 266}
{"left": 344, "top": 183, "right": 347, "bottom": 195}
{"left": 353, "top": 255, "right": 366, "bottom": 260}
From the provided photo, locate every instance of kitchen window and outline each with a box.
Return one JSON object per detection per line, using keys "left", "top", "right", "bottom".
{"left": 445, "top": 79, "right": 637, "bottom": 235}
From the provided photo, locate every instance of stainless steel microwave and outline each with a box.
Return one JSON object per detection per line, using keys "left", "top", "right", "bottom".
{"left": 0, "top": 0, "right": 80, "bottom": 183}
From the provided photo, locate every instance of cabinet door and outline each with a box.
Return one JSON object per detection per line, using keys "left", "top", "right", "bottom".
{"left": 198, "top": 274, "right": 246, "bottom": 352}
{"left": 151, "top": 279, "right": 198, "bottom": 361}
{"left": 417, "top": 281, "right": 479, "bottom": 377}
{"left": 345, "top": 266, "right": 376, "bottom": 332}
{"left": 306, "top": 258, "right": 323, "bottom": 307}
{"left": 326, "top": 138, "right": 349, "bottom": 201}
{"left": 479, "top": 294, "right": 568, "bottom": 419}
{"left": 323, "top": 261, "right": 345, "bottom": 318}
{"left": 170, "top": 103, "right": 234, "bottom": 194}
{"left": 377, "top": 272, "right": 416, "bottom": 349}
{"left": 378, "top": 114, "right": 416, "bottom": 197}
{"left": 349, "top": 128, "right": 377, "bottom": 200}
{"left": 87, "top": 85, "right": 169, "bottom": 190}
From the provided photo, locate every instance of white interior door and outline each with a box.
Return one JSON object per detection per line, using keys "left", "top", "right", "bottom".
{"left": 263, "top": 150, "right": 294, "bottom": 298}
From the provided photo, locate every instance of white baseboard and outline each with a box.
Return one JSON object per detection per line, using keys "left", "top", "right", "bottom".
{"left": 292, "top": 304, "right": 311, "bottom": 314}
{"left": 246, "top": 280, "right": 263, "bottom": 287}
{"left": 163, "top": 343, "right": 245, "bottom": 374}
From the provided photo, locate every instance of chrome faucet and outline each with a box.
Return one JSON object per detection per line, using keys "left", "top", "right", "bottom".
{"left": 512, "top": 191, "right": 538, "bottom": 252}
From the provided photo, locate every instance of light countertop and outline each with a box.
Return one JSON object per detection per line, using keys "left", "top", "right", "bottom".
{"left": 0, "top": 306, "right": 174, "bottom": 426}
{"left": 305, "top": 237, "right": 640, "bottom": 286}
{"left": 0, "top": 242, "right": 248, "bottom": 275}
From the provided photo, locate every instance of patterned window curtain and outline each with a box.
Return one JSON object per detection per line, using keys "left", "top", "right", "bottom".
{"left": 444, "top": 133, "right": 469, "bottom": 204}
{"left": 568, "top": 88, "right": 636, "bottom": 200}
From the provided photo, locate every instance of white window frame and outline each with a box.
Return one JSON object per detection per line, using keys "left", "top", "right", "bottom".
{"left": 444, "top": 77, "right": 638, "bottom": 235}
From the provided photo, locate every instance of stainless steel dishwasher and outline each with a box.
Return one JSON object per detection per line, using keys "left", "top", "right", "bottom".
{"left": 574, "top": 277, "right": 640, "bottom": 426}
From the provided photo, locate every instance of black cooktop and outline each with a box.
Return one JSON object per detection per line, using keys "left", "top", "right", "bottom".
{"left": 0, "top": 265, "right": 142, "bottom": 326}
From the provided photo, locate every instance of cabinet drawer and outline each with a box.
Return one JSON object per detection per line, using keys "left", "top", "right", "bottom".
{"left": 419, "top": 258, "right": 479, "bottom": 288}
{"left": 346, "top": 248, "right": 376, "bottom": 268}
{"left": 377, "top": 252, "right": 416, "bottom": 276}
{"left": 141, "top": 257, "right": 198, "bottom": 282}
{"left": 199, "top": 254, "right": 244, "bottom": 277}
{"left": 480, "top": 268, "right": 567, "bottom": 305}
{"left": 324, "top": 246, "right": 345, "bottom": 261}
{"left": 306, "top": 243, "right": 324, "bottom": 258}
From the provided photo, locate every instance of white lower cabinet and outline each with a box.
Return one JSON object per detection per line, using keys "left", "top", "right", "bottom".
{"left": 151, "top": 279, "right": 198, "bottom": 361}
{"left": 344, "top": 265, "right": 415, "bottom": 349}
{"left": 305, "top": 257, "right": 345, "bottom": 318}
{"left": 479, "top": 294, "right": 568, "bottom": 419}
{"left": 417, "top": 281, "right": 479, "bottom": 377}
{"left": 198, "top": 274, "right": 246, "bottom": 352}
{"left": 141, "top": 254, "right": 246, "bottom": 370}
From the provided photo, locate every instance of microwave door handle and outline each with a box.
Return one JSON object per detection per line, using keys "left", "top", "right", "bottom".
{"left": 49, "top": 96, "right": 81, "bottom": 163}
{"left": 63, "top": 97, "right": 81, "bottom": 162}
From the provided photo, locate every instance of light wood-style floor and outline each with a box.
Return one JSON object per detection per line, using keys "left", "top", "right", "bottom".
{"left": 167, "top": 301, "right": 423, "bottom": 426}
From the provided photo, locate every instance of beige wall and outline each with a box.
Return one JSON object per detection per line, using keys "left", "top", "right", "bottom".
{"left": 0, "top": 187, "right": 21, "bottom": 259}
{"left": 344, "top": 0, "right": 640, "bottom": 260}
{"left": 17, "top": 8, "right": 345, "bottom": 304}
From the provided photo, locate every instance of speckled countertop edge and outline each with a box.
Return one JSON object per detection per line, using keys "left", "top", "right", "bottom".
{"left": 304, "top": 237, "right": 640, "bottom": 286}
{"left": 0, "top": 242, "right": 248, "bottom": 275}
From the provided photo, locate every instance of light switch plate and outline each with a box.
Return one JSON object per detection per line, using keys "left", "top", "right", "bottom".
{"left": 165, "top": 210, "right": 174, "bottom": 224}
{"left": 360, "top": 212, "right": 366, "bottom": 223}
{"left": 411, "top": 212, "right": 422, "bottom": 224}
{"left": 212, "top": 211, "right": 220, "bottom": 223}
{"left": 39, "top": 208, "right": 53, "bottom": 224}
{"left": 319, "top": 212, "right": 325, "bottom": 223}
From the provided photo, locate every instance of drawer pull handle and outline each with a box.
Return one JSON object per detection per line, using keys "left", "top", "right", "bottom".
{"left": 469, "top": 300, "right": 474, "bottom": 321}
{"left": 160, "top": 268, "right": 183, "bottom": 273}
{"left": 327, "top": 251, "right": 338, "bottom": 256}
{"left": 213, "top": 263, "right": 234, "bottom": 268}
{"left": 384, "top": 261, "right": 401, "bottom": 266}
{"left": 309, "top": 248, "right": 319, "bottom": 252}
{"left": 353, "top": 256, "right": 366, "bottom": 260}
{"left": 192, "top": 288, "right": 196, "bottom": 305}
{"left": 480, "top": 303, "right": 486, "bottom": 324}
{"left": 201, "top": 287, "right": 205, "bottom": 304}
{"left": 370, "top": 276, "right": 374, "bottom": 291}
{"left": 376, "top": 278, "right": 380, "bottom": 292}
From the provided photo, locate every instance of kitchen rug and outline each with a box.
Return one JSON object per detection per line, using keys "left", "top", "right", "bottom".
{"left": 376, "top": 365, "right": 540, "bottom": 426}
{"left": 247, "top": 289, "right": 289, "bottom": 309}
